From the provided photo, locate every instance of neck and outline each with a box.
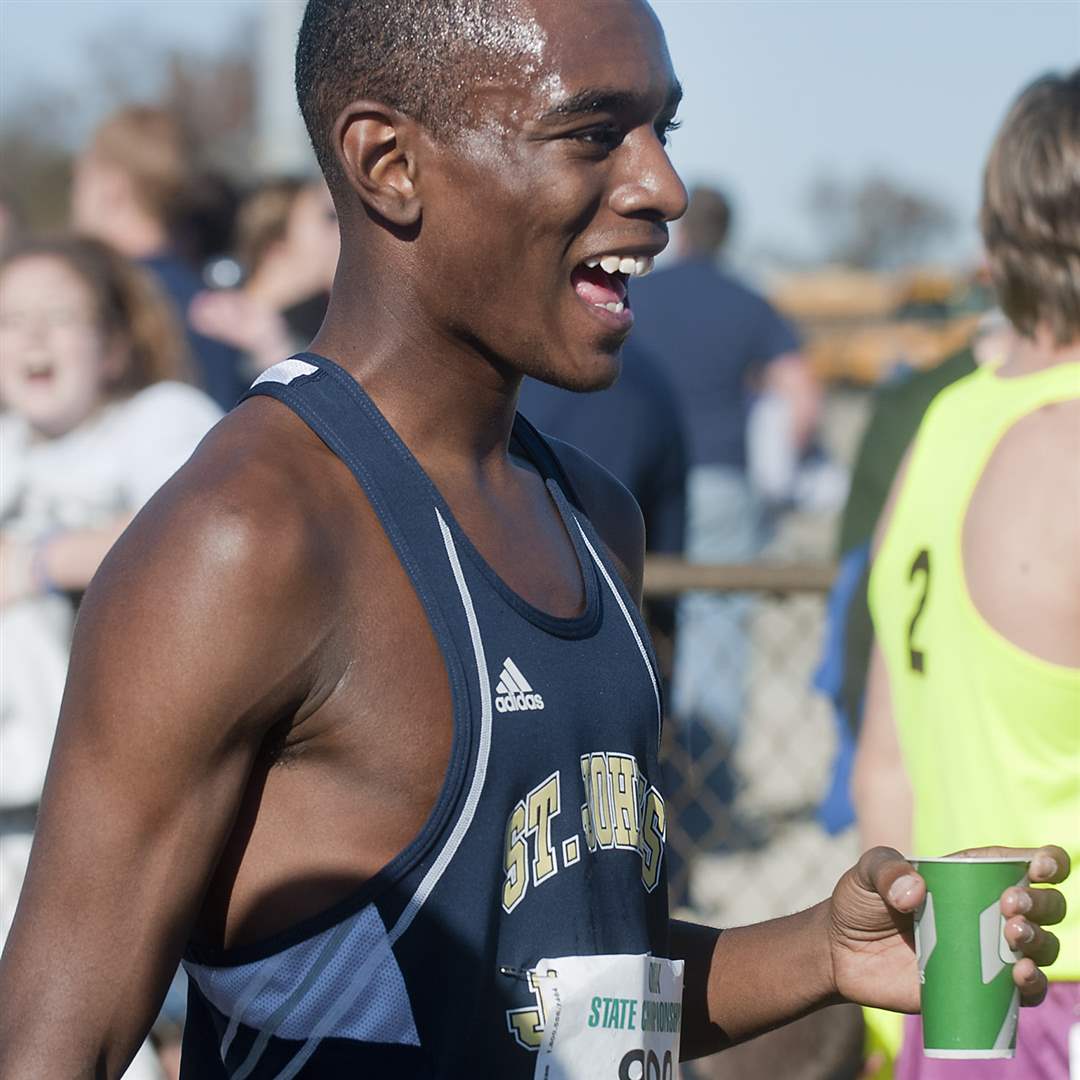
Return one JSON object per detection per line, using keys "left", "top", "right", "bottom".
{"left": 999, "top": 324, "right": 1080, "bottom": 376}
{"left": 309, "top": 248, "right": 520, "bottom": 476}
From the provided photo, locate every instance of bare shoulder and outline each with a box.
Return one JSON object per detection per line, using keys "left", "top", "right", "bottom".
{"left": 75, "top": 396, "right": 354, "bottom": 735}
{"left": 963, "top": 396, "right": 1080, "bottom": 665}
{"left": 103, "top": 397, "right": 339, "bottom": 603}
{"left": 543, "top": 435, "right": 646, "bottom": 602}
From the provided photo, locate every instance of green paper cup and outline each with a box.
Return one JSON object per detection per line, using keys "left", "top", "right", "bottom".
{"left": 911, "top": 856, "right": 1028, "bottom": 1059}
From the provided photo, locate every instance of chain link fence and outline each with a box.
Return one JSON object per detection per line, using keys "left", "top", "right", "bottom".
{"left": 646, "top": 557, "right": 867, "bottom": 1079}
{"left": 644, "top": 558, "right": 859, "bottom": 926}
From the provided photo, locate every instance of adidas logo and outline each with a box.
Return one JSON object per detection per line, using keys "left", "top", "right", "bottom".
{"left": 494, "top": 657, "right": 545, "bottom": 713}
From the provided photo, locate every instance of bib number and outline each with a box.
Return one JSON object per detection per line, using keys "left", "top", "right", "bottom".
{"left": 528, "top": 953, "right": 684, "bottom": 1080}
{"left": 906, "top": 548, "right": 930, "bottom": 674}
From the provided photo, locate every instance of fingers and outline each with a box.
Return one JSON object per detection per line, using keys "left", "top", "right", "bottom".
{"left": 1004, "top": 917, "right": 1060, "bottom": 967}
{"left": 946, "top": 845, "right": 1070, "bottom": 884}
{"left": 1012, "top": 957, "right": 1048, "bottom": 1008}
{"left": 857, "top": 846, "right": 926, "bottom": 913}
{"left": 1001, "top": 884, "right": 1067, "bottom": 927}
{"left": 999, "top": 876, "right": 1067, "bottom": 980}
{"left": 1029, "top": 846, "right": 1070, "bottom": 885}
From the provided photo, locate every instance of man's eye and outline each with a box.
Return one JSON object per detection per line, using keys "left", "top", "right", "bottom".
{"left": 657, "top": 118, "right": 681, "bottom": 147}
{"left": 573, "top": 125, "right": 625, "bottom": 152}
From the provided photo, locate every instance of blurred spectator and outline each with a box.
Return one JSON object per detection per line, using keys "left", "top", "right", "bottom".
{"left": 818, "top": 319, "right": 1019, "bottom": 834}
{"left": 815, "top": 318, "right": 1013, "bottom": 1078}
{"left": 630, "top": 186, "right": 822, "bottom": 823}
{"left": 517, "top": 340, "right": 688, "bottom": 675}
{"left": 855, "top": 69, "right": 1080, "bottom": 1079}
{"left": 0, "top": 235, "right": 221, "bottom": 948}
{"left": 816, "top": 346, "right": 978, "bottom": 828}
{"left": 171, "top": 169, "right": 241, "bottom": 273}
{"left": 188, "top": 176, "right": 339, "bottom": 375}
{"left": 71, "top": 105, "right": 248, "bottom": 410}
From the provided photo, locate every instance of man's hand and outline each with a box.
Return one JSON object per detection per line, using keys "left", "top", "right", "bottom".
{"left": 828, "top": 845, "right": 1069, "bottom": 1012}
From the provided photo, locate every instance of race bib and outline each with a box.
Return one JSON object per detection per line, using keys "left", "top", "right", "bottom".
{"left": 530, "top": 953, "right": 684, "bottom": 1080}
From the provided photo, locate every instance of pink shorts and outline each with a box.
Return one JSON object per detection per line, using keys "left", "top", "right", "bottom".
{"left": 895, "top": 982, "right": 1079, "bottom": 1079}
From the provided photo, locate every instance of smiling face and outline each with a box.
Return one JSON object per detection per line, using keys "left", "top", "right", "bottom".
{"left": 408, "top": 0, "right": 686, "bottom": 391}
{"left": 0, "top": 255, "right": 115, "bottom": 438}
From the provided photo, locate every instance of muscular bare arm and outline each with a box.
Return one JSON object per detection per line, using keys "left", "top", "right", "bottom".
{"left": 0, "top": 421, "right": 329, "bottom": 1077}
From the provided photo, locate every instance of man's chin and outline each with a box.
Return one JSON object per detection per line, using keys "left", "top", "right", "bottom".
{"left": 528, "top": 343, "right": 624, "bottom": 394}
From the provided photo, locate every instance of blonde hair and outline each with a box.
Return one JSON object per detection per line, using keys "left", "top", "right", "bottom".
{"left": 86, "top": 106, "right": 192, "bottom": 226}
{"left": 980, "top": 69, "right": 1080, "bottom": 345}
{"left": 235, "top": 177, "right": 306, "bottom": 277}
{"left": 0, "top": 235, "right": 192, "bottom": 394}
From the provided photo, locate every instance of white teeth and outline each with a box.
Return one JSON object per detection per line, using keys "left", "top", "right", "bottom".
{"left": 599, "top": 301, "right": 625, "bottom": 314}
{"left": 582, "top": 254, "right": 654, "bottom": 277}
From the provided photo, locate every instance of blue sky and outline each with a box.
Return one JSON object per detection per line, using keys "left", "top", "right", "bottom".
{"left": 1, "top": 0, "right": 1077, "bottom": 265}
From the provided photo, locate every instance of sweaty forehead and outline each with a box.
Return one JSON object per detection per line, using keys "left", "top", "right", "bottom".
{"left": 459, "top": 0, "right": 674, "bottom": 124}
{"left": 532, "top": 0, "right": 670, "bottom": 78}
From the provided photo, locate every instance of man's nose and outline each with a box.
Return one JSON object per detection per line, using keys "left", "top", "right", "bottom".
{"left": 609, "top": 130, "right": 688, "bottom": 224}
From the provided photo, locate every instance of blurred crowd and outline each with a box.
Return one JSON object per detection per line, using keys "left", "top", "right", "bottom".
{"left": 0, "top": 104, "right": 346, "bottom": 1079}
{"left": 2, "top": 59, "right": 1077, "bottom": 1080}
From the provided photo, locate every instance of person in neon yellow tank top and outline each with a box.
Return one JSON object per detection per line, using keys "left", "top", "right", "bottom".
{"left": 855, "top": 68, "right": 1080, "bottom": 1080}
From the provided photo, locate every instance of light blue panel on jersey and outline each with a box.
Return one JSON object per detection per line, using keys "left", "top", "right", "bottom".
{"left": 184, "top": 903, "right": 419, "bottom": 1049}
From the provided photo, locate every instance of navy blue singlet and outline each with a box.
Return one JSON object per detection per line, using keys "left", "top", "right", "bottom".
{"left": 180, "top": 354, "right": 670, "bottom": 1078}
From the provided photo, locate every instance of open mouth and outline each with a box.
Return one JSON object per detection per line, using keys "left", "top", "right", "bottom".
{"left": 24, "top": 358, "right": 56, "bottom": 384}
{"left": 570, "top": 253, "right": 655, "bottom": 323}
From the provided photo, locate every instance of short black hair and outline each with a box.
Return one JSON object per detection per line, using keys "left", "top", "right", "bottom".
{"left": 295, "top": 0, "right": 522, "bottom": 186}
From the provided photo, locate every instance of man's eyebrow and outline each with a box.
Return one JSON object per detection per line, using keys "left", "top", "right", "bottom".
{"left": 540, "top": 81, "right": 683, "bottom": 122}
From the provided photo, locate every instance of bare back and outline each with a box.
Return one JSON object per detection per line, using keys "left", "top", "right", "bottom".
{"left": 963, "top": 395, "right": 1080, "bottom": 667}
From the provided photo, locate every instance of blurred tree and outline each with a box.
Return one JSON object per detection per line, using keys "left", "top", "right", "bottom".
{"left": 808, "top": 173, "right": 954, "bottom": 269}
{"left": 0, "top": 94, "right": 77, "bottom": 231}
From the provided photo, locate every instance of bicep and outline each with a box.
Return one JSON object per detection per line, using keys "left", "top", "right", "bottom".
{"left": 0, "top": 489, "right": 315, "bottom": 1073}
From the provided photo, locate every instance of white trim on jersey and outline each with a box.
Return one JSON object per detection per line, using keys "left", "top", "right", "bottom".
{"left": 250, "top": 357, "right": 319, "bottom": 388}
{"left": 266, "top": 508, "right": 495, "bottom": 1079}
{"left": 574, "top": 519, "right": 662, "bottom": 749}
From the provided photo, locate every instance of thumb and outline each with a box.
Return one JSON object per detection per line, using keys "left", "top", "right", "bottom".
{"left": 855, "top": 846, "right": 926, "bottom": 913}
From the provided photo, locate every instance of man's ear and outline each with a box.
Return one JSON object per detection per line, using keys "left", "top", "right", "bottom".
{"left": 335, "top": 103, "right": 421, "bottom": 227}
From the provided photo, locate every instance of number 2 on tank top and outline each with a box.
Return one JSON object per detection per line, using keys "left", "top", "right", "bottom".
{"left": 906, "top": 548, "right": 930, "bottom": 673}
